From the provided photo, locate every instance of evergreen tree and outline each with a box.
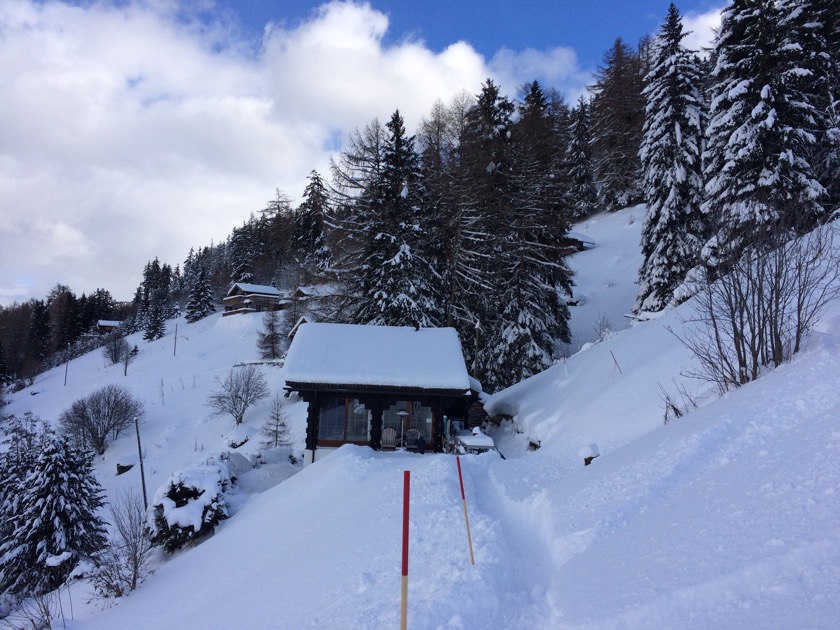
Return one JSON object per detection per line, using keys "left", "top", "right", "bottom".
{"left": 28, "top": 299, "right": 51, "bottom": 363}
{"left": 590, "top": 37, "right": 646, "bottom": 212}
{"left": 228, "top": 222, "right": 255, "bottom": 285}
{"left": 566, "top": 96, "right": 598, "bottom": 219}
{"left": 332, "top": 112, "right": 440, "bottom": 328}
{"left": 702, "top": 0, "right": 826, "bottom": 268}
{"left": 47, "top": 284, "right": 80, "bottom": 356}
{"left": 477, "top": 81, "right": 574, "bottom": 391}
{"left": 185, "top": 267, "right": 216, "bottom": 323}
{"left": 635, "top": 3, "right": 707, "bottom": 313}
{"left": 0, "top": 430, "right": 107, "bottom": 596}
{"left": 417, "top": 90, "right": 485, "bottom": 335}
{"left": 256, "top": 310, "right": 283, "bottom": 360}
{"left": 260, "top": 393, "right": 292, "bottom": 448}
{"left": 292, "top": 170, "right": 332, "bottom": 274}
{"left": 458, "top": 79, "right": 517, "bottom": 377}
{"left": 453, "top": 79, "right": 574, "bottom": 389}
{"left": 778, "top": 0, "right": 840, "bottom": 216}
{"left": 0, "top": 340, "right": 9, "bottom": 385}
{"left": 141, "top": 258, "right": 171, "bottom": 341}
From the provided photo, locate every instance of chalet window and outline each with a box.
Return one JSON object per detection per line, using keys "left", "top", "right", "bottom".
{"left": 383, "top": 401, "right": 433, "bottom": 443}
{"left": 318, "top": 398, "right": 370, "bottom": 443}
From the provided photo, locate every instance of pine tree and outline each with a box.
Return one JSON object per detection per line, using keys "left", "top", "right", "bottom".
{"left": 332, "top": 111, "right": 440, "bottom": 328}
{"left": 635, "top": 3, "right": 707, "bottom": 314}
{"left": 185, "top": 267, "right": 215, "bottom": 323}
{"left": 590, "top": 37, "right": 646, "bottom": 212}
{"left": 292, "top": 170, "right": 332, "bottom": 274}
{"left": 228, "top": 222, "right": 256, "bottom": 285}
{"left": 0, "top": 430, "right": 107, "bottom": 596}
{"left": 778, "top": 0, "right": 840, "bottom": 216}
{"left": 256, "top": 310, "right": 283, "bottom": 360}
{"left": 477, "top": 81, "right": 574, "bottom": 391}
{"left": 702, "top": 0, "right": 826, "bottom": 268}
{"left": 458, "top": 79, "right": 517, "bottom": 377}
{"left": 566, "top": 96, "right": 598, "bottom": 219}
{"left": 139, "top": 258, "right": 172, "bottom": 341}
{"left": 260, "top": 393, "right": 292, "bottom": 448}
{"left": 417, "top": 90, "right": 486, "bottom": 336}
{"left": 0, "top": 413, "right": 43, "bottom": 566}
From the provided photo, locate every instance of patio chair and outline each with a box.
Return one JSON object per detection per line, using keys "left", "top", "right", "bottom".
{"left": 405, "top": 428, "right": 420, "bottom": 451}
{"left": 381, "top": 427, "right": 397, "bottom": 451}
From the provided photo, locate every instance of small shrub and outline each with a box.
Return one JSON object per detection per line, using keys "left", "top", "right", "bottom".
{"left": 91, "top": 489, "right": 154, "bottom": 598}
{"left": 207, "top": 365, "right": 270, "bottom": 426}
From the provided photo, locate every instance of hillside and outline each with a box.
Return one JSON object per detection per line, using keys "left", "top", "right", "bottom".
{"left": 3, "top": 207, "right": 839, "bottom": 628}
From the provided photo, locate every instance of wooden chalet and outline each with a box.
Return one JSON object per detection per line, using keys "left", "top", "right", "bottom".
{"left": 96, "top": 319, "right": 123, "bottom": 334}
{"left": 222, "top": 283, "right": 287, "bottom": 316}
{"left": 283, "top": 323, "right": 478, "bottom": 464}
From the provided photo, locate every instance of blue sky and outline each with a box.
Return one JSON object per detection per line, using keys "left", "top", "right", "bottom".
{"left": 0, "top": 0, "right": 723, "bottom": 306}
{"left": 220, "top": 0, "right": 722, "bottom": 69}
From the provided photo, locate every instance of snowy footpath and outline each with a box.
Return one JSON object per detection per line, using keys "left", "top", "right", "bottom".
{"left": 73, "top": 321, "right": 840, "bottom": 630}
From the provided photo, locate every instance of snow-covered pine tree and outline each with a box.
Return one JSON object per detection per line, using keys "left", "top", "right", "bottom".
{"left": 331, "top": 111, "right": 439, "bottom": 328}
{"left": 702, "top": 0, "right": 826, "bottom": 268}
{"left": 777, "top": 0, "right": 840, "bottom": 216}
{"left": 0, "top": 413, "right": 43, "bottom": 578}
{"left": 228, "top": 222, "right": 255, "bottom": 285}
{"left": 370, "top": 110, "right": 439, "bottom": 327}
{"left": 478, "top": 81, "right": 574, "bottom": 391}
{"left": 457, "top": 79, "right": 517, "bottom": 378}
{"left": 635, "top": 3, "right": 707, "bottom": 314}
{"left": 590, "top": 37, "right": 646, "bottom": 212}
{"left": 184, "top": 266, "right": 215, "bottom": 323}
{"left": 566, "top": 96, "right": 598, "bottom": 219}
{"left": 139, "top": 258, "right": 173, "bottom": 341}
{"left": 0, "top": 430, "right": 107, "bottom": 596}
{"left": 292, "top": 170, "right": 332, "bottom": 275}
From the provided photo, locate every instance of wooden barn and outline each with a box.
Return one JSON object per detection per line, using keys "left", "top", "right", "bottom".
{"left": 283, "top": 323, "right": 478, "bottom": 464}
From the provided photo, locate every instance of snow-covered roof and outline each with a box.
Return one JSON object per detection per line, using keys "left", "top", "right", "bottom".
{"left": 284, "top": 323, "right": 472, "bottom": 392}
{"left": 97, "top": 319, "right": 122, "bottom": 327}
{"left": 293, "top": 284, "right": 336, "bottom": 298}
{"left": 226, "top": 283, "right": 282, "bottom": 298}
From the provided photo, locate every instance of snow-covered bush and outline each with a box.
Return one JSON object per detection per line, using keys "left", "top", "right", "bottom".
{"left": 147, "top": 462, "right": 233, "bottom": 553}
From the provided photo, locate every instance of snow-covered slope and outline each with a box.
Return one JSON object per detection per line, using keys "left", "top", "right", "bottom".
{"left": 4, "top": 208, "right": 839, "bottom": 628}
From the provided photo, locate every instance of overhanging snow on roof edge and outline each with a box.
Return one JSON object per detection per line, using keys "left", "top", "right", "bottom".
{"left": 283, "top": 323, "right": 472, "bottom": 392}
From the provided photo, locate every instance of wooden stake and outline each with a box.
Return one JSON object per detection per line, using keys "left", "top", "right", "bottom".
{"left": 610, "top": 349, "right": 623, "bottom": 374}
{"left": 401, "top": 470, "right": 410, "bottom": 630}
{"left": 456, "top": 456, "right": 475, "bottom": 565}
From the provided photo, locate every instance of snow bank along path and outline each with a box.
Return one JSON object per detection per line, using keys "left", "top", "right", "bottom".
{"left": 79, "top": 447, "right": 555, "bottom": 629}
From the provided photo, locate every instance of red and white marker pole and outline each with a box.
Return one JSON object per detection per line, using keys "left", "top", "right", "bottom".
{"left": 401, "top": 470, "right": 410, "bottom": 630}
{"left": 456, "top": 456, "right": 475, "bottom": 565}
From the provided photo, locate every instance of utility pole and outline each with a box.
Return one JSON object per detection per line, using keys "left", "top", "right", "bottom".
{"left": 134, "top": 416, "right": 148, "bottom": 509}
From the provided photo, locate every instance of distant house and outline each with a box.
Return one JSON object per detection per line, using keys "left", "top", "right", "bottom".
{"left": 283, "top": 323, "right": 478, "bottom": 464}
{"left": 222, "top": 283, "right": 288, "bottom": 317}
{"left": 97, "top": 320, "right": 123, "bottom": 334}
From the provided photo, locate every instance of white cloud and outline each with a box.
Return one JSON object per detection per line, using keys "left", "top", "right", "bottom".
{"left": 0, "top": 0, "right": 590, "bottom": 305}
{"left": 489, "top": 46, "right": 593, "bottom": 102}
{"left": 682, "top": 5, "right": 724, "bottom": 56}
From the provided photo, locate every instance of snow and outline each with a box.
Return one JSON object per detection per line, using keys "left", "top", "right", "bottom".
{"left": 225, "top": 283, "right": 282, "bottom": 297}
{"left": 3, "top": 207, "right": 839, "bottom": 628}
{"left": 283, "top": 322, "right": 472, "bottom": 391}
